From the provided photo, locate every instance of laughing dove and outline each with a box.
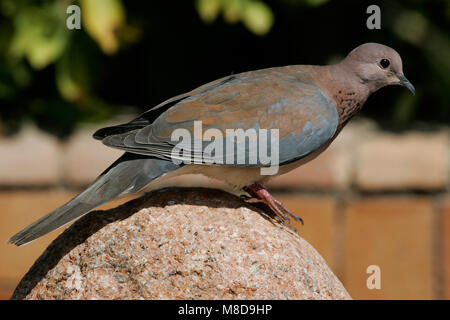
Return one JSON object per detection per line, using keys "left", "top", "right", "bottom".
{"left": 9, "top": 43, "right": 415, "bottom": 246}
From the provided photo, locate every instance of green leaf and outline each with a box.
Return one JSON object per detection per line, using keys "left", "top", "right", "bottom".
{"left": 81, "top": 0, "right": 125, "bottom": 54}
{"left": 8, "top": 4, "right": 69, "bottom": 69}
{"left": 393, "top": 10, "right": 428, "bottom": 45}
{"left": 242, "top": 0, "right": 274, "bottom": 36}
{"left": 56, "top": 56, "right": 84, "bottom": 102}
{"left": 281, "top": 0, "right": 329, "bottom": 7}
{"left": 196, "top": 0, "right": 222, "bottom": 23}
{"left": 223, "top": 0, "right": 243, "bottom": 24}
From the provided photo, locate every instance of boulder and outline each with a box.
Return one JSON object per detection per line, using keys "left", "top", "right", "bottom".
{"left": 12, "top": 187, "right": 350, "bottom": 300}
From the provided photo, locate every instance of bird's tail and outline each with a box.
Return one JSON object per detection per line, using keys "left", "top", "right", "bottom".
{"left": 7, "top": 153, "right": 180, "bottom": 246}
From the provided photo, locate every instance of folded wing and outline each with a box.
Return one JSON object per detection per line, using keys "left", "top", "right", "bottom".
{"left": 95, "top": 67, "right": 339, "bottom": 167}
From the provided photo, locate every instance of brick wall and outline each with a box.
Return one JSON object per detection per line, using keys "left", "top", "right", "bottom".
{"left": 0, "top": 119, "right": 448, "bottom": 300}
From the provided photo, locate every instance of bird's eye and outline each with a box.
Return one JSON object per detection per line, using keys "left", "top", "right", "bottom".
{"left": 380, "top": 58, "right": 390, "bottom": 69}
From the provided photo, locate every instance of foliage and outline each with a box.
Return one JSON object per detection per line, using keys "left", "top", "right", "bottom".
{"left": 196, "top": 0, "right": 274, "bottom": 35}
{"left": 0, "top": 0, "right": 448, "bottom": 137}
{"left": 0, "top": 0, "right": 133, "bottom": 136}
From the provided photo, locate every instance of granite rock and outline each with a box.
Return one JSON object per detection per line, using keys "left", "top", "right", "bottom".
{"left": 12, "top": 188, "right": 350, "bottom": 300}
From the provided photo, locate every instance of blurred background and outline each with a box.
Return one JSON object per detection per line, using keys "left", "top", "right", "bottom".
{"left": 0, "top": 0, "right": 449, "bottom": 299}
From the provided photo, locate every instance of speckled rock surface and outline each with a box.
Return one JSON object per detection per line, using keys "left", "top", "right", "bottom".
{"left": 12, "top": 188, "right": 350, "bottom": 300}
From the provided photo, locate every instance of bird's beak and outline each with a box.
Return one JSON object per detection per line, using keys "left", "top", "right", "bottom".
{"left": 397, "top": 74, "right": 415, "bottom": 95}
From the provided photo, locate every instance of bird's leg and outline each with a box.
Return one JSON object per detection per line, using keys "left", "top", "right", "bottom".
{"left": 242, "top": 183, "right": 304, "bottom": 225}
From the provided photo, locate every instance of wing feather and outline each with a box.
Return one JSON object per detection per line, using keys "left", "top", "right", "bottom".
{"left": 98, "top": 67, "right": 339, "bottom": 167}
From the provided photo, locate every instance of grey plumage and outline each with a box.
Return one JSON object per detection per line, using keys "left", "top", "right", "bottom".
{"left": 8, "top": 153, "right": 180, "bottom": 246}
{"left": 7, "top": 68, "right": 339, "bottom": 246}
{"left": 100, "top": 68, "right": 339, "bottom": 167}
{"left": 8, "top": 43, "right": 414, "bottom": 246}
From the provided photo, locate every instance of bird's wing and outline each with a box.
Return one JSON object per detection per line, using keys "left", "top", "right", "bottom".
{"left": 96, "top": 66, "right": 339, "bottom": 167}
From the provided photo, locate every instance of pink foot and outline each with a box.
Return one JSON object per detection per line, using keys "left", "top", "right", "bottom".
{"left": 242, "top": 183, "right": 304, "bottom": 225}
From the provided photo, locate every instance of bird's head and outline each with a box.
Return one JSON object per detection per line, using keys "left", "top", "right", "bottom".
{"left": 342, "top": 43, "right": 415, "bottom": 95}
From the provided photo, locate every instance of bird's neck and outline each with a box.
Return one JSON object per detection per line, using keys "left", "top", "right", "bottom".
{"left": 311, "top": 63, "right": 371, "bottom": 132}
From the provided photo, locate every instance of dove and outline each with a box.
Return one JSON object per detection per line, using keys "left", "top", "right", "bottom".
{"left": 8, "top": 43, "right": 414, "bottom": 246}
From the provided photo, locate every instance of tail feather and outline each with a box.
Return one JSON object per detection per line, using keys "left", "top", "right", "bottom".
{"left": 7, "top": 153, "right": 180, "bottom": 246}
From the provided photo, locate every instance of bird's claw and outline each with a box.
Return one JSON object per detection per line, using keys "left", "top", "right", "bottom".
{"left": 272, "top": 199, "right": 304, "bottom": 225}
{"left": 242, "top": 183, "right": 304, "bottom": 225}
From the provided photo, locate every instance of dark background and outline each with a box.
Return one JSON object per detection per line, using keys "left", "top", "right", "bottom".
{"left": 0, "top": 0, "right": 448, "bottom": 300}
{"left": 0, "top": 0, "right": 448, "bottom": 137}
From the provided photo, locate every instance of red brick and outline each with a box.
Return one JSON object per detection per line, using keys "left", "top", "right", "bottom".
{"left": 442, "top": 196, "right": 450, "bottom": 299}
{"left": 0, "top": 190, "right": 75, "bottom": 285}
{"left": 0, "top": 190, "right": 141, "bottom": 290}
{"left": 273, "top": 194, "right": 338, "bottom": 272}
{"left": 0, "top": 126, "right": 62, "bottom": 185}
{"left": 0, "top": 287, "right": 13, "bottom": 300}
{"left": 344, "top": 196, "right": 434, "bottom": 299}
{"left": 63, "top": 125, "right": 123, "bottom": 185}
{"left": 355, "top": 132, "right": 448, "bottom": 191}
